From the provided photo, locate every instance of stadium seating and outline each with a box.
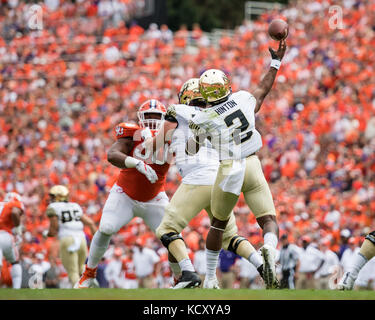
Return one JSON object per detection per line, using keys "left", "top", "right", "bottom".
{"left": 0, "top": 0, "right": 374, "bottom": 287}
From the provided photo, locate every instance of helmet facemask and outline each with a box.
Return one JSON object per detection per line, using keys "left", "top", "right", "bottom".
{"left": 4, "top": 192, "right": 22, "bottom": 203}
{"left": 138, "top": 112, "right": 165, "bottom": 130}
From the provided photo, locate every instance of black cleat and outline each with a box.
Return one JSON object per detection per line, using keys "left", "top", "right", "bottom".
{"left": 172, "top": 271, "right": 202, "bottom": 289}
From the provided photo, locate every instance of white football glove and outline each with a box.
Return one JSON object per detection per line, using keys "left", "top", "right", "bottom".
{"left": 135, "top": 161, "right": 158, "bottom": 184}
{"left": 125, "top": 156, "right": 158, "bottom": 184}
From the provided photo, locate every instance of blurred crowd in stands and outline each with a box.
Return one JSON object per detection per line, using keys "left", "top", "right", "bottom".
{"left": 0, "top": 0, "right": 375, "bottom": 288}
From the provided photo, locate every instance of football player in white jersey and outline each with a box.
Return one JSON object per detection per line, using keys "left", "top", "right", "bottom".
{"left": 146, "top": 79, "right": 265, "bottom": 289}
{"left": 44, "top": 185, "right": 97, "bottom": 287}
{"left": 338, "top": 230, "right": 375, "bottom": 290}
{"left": 186, "top": 40, "right": 287, "bottom": 289}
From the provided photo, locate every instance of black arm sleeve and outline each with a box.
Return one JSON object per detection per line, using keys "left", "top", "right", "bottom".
{"left": 164, "top": 115, "right": 178, "bottom": 123}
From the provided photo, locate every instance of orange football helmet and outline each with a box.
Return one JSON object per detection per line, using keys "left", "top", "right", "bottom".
{"left": 137, "top": 99, "right": 166, "bottom": 130}
{"left": 4, "top": 192, "right": 22, "bottom": 203}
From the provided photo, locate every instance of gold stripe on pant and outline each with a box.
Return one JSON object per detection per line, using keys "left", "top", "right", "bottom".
{"left": 211, "top": 155, "right": 276, "bottom": 222}
{"left": 155, "top": 183, "right": 238, "bottom": 250}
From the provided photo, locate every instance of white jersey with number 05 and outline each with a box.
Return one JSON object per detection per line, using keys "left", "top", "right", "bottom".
{"left": 167, "top": 104, "right": 219, "bottom": 185}
{"left": 189, "top": 91, "right": 262, "bottom": 160}
{"left": 46, "top": 202, "right": 85, "bottom": 239}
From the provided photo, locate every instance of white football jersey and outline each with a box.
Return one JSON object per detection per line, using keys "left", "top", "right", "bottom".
{"left": 166, "top": 104, "right": 219, "bottom": 185}
{"left": 189, "top": 91, "right": 262, "bottom": 160}
{"left": 46, "top": 202, "right": 85, "bottom": 239}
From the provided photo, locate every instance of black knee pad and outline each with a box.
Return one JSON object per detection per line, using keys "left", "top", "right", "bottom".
{"left": 160, "top": 232, "right": 184, "bottom": 248}
{"left": 365, "top": 231, "right": 375, "bottom": 245}
{"left": 228, "top": 236, "right": 247, "bottom": 254}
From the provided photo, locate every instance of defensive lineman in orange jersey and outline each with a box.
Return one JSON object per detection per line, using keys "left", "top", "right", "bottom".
{"left": 0, "top": 192, "right": 24, "bottom": 289}
{"left": 75, "top": 99, "right": 173, "bottom": 288}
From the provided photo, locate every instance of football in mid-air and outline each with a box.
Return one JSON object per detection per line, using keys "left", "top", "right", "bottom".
{"left": 268, "top": 19, "right": 289, "bottom": 41}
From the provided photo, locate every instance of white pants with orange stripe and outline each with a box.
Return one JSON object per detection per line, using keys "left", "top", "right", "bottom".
{"left": 0, "top": 230, "right": 18, "bottom": 266}
{"left": 99, "top": 184, "right": 169, "bottom": 235}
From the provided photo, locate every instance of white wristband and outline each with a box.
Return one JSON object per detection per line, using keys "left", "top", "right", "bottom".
{"left": 270, "top": 59, "right": 281, "bottom": 70}
{"left": 124, "top": 156, "right": 140, "bottom": 168}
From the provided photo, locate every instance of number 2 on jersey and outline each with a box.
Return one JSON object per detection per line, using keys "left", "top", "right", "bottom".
{"left": 224, "top": 109, "right": 253, "bottom": 144}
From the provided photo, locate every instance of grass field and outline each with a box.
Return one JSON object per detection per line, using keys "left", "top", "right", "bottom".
{"left": 1, "top": 288, "right": 375, "bottom": 300}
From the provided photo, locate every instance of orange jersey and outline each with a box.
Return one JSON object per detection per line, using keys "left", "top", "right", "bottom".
{"left": 122, "top": 258, "right": 137, "bottom": 280}
{"left": 113, "top": 122, "right": 170, "bottom": 202}
{"left": 0, "top": 201, "right": 24, "bottom": 234}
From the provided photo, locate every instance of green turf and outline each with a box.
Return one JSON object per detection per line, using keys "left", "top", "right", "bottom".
{"left": 1, "top": 289, "right": 375, "bottom": 300}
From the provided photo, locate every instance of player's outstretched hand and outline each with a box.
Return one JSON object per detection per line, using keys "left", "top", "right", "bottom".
{"left": 269, "top": 39, "right": 287, "bottom": 61}
{"left": 135, "top": 161, "right": 158, "bottom": 184}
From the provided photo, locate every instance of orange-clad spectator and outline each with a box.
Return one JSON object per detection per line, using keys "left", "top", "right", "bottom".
{"left": 1, "top": 0, "right": 375, "bottom": 288}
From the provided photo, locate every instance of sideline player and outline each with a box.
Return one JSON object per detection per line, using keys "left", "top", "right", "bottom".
{"left": 75, "top": 99, "right": 172, "bottom": 288}
{"left": 147, "top": 79, "right": 265, "bottom": 289}
{"left": 186, "top": 40, "right": 287, "bottom": 288}
{"left": 338, "top": 231, "right": 375, "bottom": 290}
{"left": 0, "top": 192, "right": 24, "bottom": 289}
{"left": 44, "top": 185, "right": 97, "bottom": 287}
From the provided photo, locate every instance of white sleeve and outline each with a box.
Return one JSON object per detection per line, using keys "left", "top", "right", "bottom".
{"left": 188, "top": 111, "right": 207, "bottom": 136}
{"left": 240, "top": 90, "right": 257, "bottom": 113}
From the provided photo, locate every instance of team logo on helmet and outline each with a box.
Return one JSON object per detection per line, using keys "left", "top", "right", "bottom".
{"left": 199, "top": 69, "right": 231, "bottom": 103}
{"left": 178, "top": 78, "right": 206, "bottom": 106}
{"left": 137, "top": 99, "right": 166, "bottom": 130}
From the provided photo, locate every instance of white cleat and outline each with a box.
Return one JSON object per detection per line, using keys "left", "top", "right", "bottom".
{"left": 261, "top": 244, "right": 279, "bottom": 289}
{"left": 337, "top": 272, "right": 355, "bottom": 290}
{"left": 203, "top": 277, "right": 220, "bottom": 289}
{"left": 74, "top": 278, "right": 99, "bottom": 289}
{"left": 74, "top": 266, "right": 99, "bottom": 289}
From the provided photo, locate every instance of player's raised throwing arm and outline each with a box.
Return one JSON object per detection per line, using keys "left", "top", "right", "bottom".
{"left": 107, "top": 137, "right": 158, "bottom": 184}
{"left": 253, "top": 39, "right": 287, "bottom": 114}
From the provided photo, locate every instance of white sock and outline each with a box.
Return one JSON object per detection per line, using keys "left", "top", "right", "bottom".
{"left": 87, "top": 231, "right": 112, "bottom": 269}
{"left": 178, "top": 258, "right": 195, "bottom": 272}
{"left": 349, "top": 253, "right": 368, "bottom": 278}
{"left": 11, "top": 263, "right": 22, "bottom": 289}
{"left": 169, "top": 262, "right": 182, "bottom": 277}
{"left": 248, "top": 251, "right": 263, "bottom": 269}
{"left": 264, "top": 232, "right": 278, "bottom": 249}
{"left": 205, "top": 249, "right": 220, "bottom": 280}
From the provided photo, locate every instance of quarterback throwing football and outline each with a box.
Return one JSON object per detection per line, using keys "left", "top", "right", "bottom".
{"left": 187, "top": 40, "right": 287, "bottom": 289}
{"left": 148, "top": 79, "right": 265, "bottom": 289}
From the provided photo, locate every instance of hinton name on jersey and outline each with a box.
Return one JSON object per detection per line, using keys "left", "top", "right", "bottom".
{"left": 114, "top": 122, "right": 171, "bottom": 202}
{"left": 189, "top": 90, "right": 262, "bottom": 160}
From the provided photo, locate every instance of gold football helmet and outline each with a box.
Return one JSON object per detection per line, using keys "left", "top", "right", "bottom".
{"left": 199, "top": 69, "right": 231, "bottom": 103}
{"left": 178, "top": 78, "right": 206, "bottom": 106}
{"left": 49, "top": 185, "right": 69, "bottom": 202}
